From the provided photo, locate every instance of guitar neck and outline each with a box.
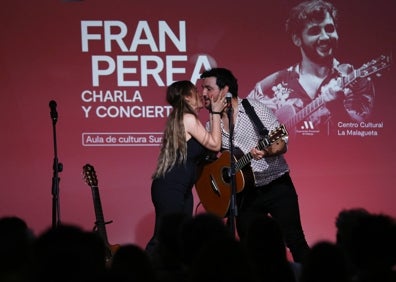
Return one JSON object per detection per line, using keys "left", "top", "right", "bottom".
{"left": 285, "top": 95, "right": 325, "bottom": 129}
{"left": 235, "top": 151, "right": 254, "bottom": 172}
{"left": 284, "top": 66, "right": 361, "bottom": 129}
{"left": 233, "top": 130, "right": 282, "bottom": 172}
{"left": 284, "top": 71, "right": 353, "bottom": 129}
{"left": 91, "top": 185, "right": 110, "bottom": 245}
{"left": 284, "top": 54, "right": 390, "bottom": 129}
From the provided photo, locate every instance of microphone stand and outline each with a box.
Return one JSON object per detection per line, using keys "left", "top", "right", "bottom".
{"left": 49, "top": 101, "right": 62, "bottom": 229}
{"left": 227, "top": 104, "right": 237, "bottom": 238}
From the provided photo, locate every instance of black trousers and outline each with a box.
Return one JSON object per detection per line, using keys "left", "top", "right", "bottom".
{"left": 145, "top": 178, "right": 194, "bottom": 256}
{"left": 236, "top": 172, "right": 310, "bottom": 262}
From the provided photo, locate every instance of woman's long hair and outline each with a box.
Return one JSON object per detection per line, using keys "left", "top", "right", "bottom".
{"left": 152, "top": 80, "right": 197, "bottom": 179}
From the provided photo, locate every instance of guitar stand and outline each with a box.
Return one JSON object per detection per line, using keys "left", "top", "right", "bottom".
{"left": 93, "top": 220, "right": 113, "bottom": 231}
{"left": 227, "top": 105, "right": 238, "bottom": 238}
{"left": 49, "top": 100, "right": 63, "bottom": 229}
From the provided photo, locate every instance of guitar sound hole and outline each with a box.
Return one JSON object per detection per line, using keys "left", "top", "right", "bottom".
{"left": 222, "top": 167, "right": 231, "bottom": 184}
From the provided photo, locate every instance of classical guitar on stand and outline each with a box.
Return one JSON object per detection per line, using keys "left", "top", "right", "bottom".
{"left": 195, "top": 124, "right": 288, "bottom": 218}
{"left": 83, "top": 163, "right": 120, "bottom": 265}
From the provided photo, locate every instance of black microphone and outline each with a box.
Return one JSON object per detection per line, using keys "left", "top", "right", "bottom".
{"left": 226, "top": 92, "right": 232, "bottom": 108}
{"left": 49, "top": 100, "right": 58, "bottom": 122}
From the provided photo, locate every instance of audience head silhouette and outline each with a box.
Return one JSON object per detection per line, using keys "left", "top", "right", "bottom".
{"left": 32, "top": 224, "right": 107, "bottom": 282}
{"left": 335, "top": 208, "right": 396, "bottom": 282}
{"left": 299, "top": 241, "right": 349, "bottom": 282}
{"left": 110, "top": 243, "right": 157, "bottom": 282}
{"left": 0, "top": 216, "right": 35, "bottom": 282}
{"left": 241, "top": 213, "right": 297, "bottom": 282}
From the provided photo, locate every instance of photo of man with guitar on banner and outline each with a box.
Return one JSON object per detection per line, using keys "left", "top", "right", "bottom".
{"left": 196, "top": 67, "right": 310, "bottom": 263}
{"left": 247, "top": 0, "right": 391, "bottom": 138}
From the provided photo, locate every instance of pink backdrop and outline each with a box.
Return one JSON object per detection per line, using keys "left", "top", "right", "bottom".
{"left": 1, "top": 0, "right": 395, "bottom": 249}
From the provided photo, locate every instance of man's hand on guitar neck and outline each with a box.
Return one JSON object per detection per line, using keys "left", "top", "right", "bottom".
{"left": 320, "top": 77, "right": 342, "bottom": 102}
{"left": 251, "top": 147, "right": 266, "bottom": 160}
{"left": 250, "top": 138, "right": 287, "bottom": 160}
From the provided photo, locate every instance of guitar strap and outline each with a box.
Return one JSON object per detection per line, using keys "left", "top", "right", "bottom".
{"left": 242, "top": 99, "right": 269, "bottom": 137}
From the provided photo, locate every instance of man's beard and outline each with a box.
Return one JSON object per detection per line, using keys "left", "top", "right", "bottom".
{"left": 302, "top": 39, "right": 338, "bottom": 65}
{"left": 204, "top": 98, "right": 211, "bottom": 110}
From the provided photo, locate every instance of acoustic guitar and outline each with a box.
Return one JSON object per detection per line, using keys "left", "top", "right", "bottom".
{"left": 195, "top": 124, "right": 288, "bottom": 217}
{"left": 83, "top": 163, "right": 120, "bottom": 265}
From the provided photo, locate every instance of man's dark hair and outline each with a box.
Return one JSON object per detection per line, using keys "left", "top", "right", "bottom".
{"left": 285, "top": 0, "right": 338, "bottom": 36}
{"left": 200, "top": 67, "right": 239, "bottom": 98}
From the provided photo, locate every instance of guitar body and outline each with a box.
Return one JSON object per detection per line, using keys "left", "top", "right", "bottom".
{"left": 195, "top": 151, "right": 246, "bottom": 218}
{"left": 195, "top": 125, "right": 288, "bottom": 218}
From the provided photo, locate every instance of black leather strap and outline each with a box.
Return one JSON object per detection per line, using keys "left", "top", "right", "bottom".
{"left": 242, "top": 99, "right": 269, "bottom": 137}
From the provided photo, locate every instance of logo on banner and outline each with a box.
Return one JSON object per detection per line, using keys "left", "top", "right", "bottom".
{"left": 295, "top": 120, "right": 320, "bottom": 136}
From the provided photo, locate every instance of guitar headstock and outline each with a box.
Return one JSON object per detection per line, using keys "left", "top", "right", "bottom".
{"left": 83, "top": 163, "right": 98, "bottom": 187}
{"left": 268, "top": 124, "right": 288, "bottom": 142}
{"left": 258, "top": 124, "right": 288, "bottom": 150}
{"left": 358, "top": 54, "right": 391, "bottom": 78}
